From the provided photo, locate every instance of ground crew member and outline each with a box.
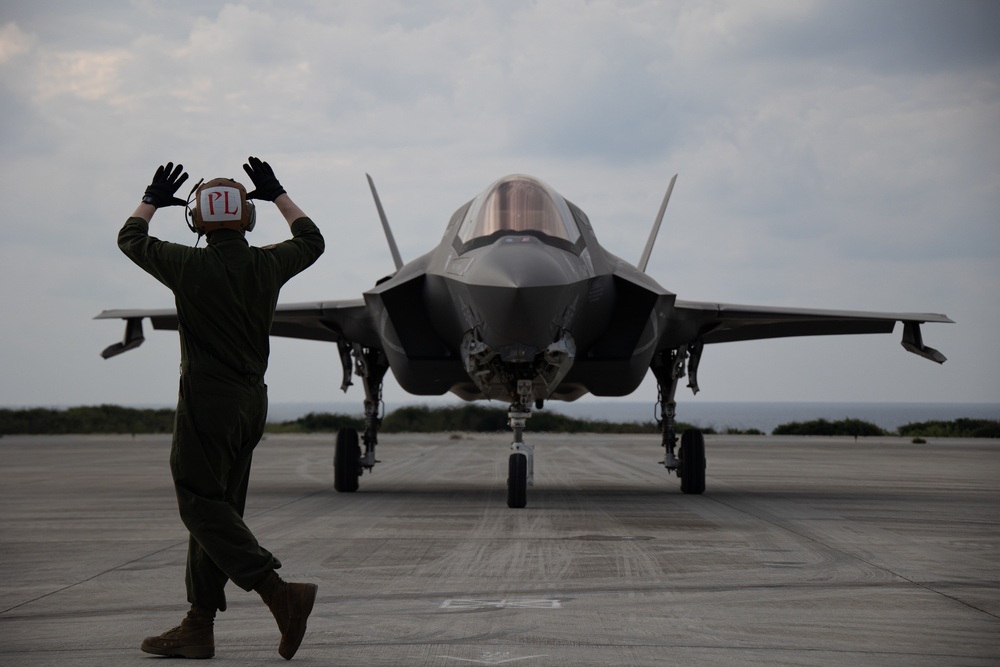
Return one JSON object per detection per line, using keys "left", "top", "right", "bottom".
{"left": 118, "top": 157, "right": 325, "bottom": 660}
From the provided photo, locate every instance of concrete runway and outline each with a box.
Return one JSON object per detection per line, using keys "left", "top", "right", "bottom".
{"left": 0, "top": 432, "right": 997, "bottom": 666}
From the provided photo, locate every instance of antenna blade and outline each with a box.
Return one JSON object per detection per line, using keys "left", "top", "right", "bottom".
{"left": 637, "top": 174, "right": 677, "bottom": 273}
{"left": 366, "top": 173, "right": 404, "bottom": 271}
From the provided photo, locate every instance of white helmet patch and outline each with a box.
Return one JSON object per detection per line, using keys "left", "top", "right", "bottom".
{"left": 187, "top": 177, "right": 255, "bottom": 234}
{"left": 199, "top": 185, "right": 244, "bottom": 222}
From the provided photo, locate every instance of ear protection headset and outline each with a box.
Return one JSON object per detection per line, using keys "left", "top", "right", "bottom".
{"left": 185, "top": 177, "right": 256, "bottom": 237}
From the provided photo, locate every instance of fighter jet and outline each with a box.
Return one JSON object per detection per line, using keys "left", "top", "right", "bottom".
{"left": 98, "top": 173, "right": 952, "bottom": 507}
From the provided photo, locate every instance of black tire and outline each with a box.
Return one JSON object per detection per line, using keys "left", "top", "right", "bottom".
{"left": 507, "top": 453, "right": 528, "bottom": 508}
{"left": 679, "top": 429, "right": 706, "bottom": 495}
{"left": 334, "top": 428, "right": 361, "bottom": 493}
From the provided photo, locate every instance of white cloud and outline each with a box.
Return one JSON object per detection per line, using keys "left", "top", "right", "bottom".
{"left": 35, "top": 49, "right": 132, "bottom": 102}
{"left": 0, "top": 0, "right": 996, "bottom": 408}
{"left": 0, "top": 22, "right": 35, "bottom": 64}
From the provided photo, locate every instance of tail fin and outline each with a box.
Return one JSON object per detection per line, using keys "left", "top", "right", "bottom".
{"left": 366, "top": 173, "right": 404, "bottom": 271}
{"left": 637, "top": 174, "right": 677, "bottom": 273}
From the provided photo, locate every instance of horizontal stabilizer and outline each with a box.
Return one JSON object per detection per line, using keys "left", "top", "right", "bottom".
{"left": 101, "top": 318, "right": 144, "bottom": 359}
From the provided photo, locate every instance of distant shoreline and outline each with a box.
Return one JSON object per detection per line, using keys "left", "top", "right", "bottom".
{"left": 264, "top": 400, "right": 1000, "bottom": 433}
{"left": 2, "top": 403, "right": 997, "bottom": 438}
{"left": 4, "top": 400, "right": 999, "bottom": 433}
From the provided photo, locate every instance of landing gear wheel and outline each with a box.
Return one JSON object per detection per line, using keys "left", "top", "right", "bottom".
{"left": 507, "top": 453, "right": 528, "bottom": 508}
{"left": 679, "top": 429, "right": 706, "bottom": 495}
{"left": 334, "top": 428, "right": 361, "bottom": 493}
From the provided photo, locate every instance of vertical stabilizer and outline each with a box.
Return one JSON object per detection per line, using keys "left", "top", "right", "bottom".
{"left": 638, "top": 174, "right": 677, "bottom": 273}
{"left": 366, "top": 173, "right": 404, "bottom": 271}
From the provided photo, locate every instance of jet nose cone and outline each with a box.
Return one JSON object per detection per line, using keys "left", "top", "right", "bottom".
{"left": 461, "top": 237, "right": 586, "bottom": 356}
{"left": 465, "top": 236, "right": 575, "bottom": 288}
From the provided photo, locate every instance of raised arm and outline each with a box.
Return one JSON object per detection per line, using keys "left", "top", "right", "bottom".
{"left": 273, "top": 193, "right": 308, "bottom": 227}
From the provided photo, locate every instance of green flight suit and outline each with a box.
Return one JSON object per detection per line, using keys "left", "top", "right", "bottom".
{"left": 118, "top": 216, "right": 324, "bottom": 612}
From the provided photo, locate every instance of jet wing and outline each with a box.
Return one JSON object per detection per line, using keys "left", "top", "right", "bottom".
{"left": 94, "top": 307, "right": 178, "bottom": 358}
{"left": 670, "top": 300, "right": 953, "bottom": 363}
{"left": 96, "top": 299, "right": 380, "bottom": 359}
{"left": 269, "top": 299, "right": 379, "bottom": 348}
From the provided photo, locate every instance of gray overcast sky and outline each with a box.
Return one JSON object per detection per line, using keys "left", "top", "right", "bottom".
{"left": 1, "top": 0, "right": 997, "bottom": 410}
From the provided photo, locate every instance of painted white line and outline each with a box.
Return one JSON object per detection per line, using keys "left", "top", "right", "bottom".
{"left": 440, "top": 598, "right": 563, "bottom": 610}
{"left": 438, "top": 651, "right": 549, "bottom": 664}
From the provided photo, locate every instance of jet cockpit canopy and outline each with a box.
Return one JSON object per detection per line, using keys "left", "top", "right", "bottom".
{"left": 456, "top": 175, "right": 581, "bottom": 252}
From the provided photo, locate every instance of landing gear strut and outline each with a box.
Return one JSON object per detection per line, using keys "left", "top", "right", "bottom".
{"left": 652, "top": 342, "right": 706, "bottom": 494}
{"left": 507, "top": 379, "right": 535, "bottom": 508}
{"left": 333, "top": 344, "right": 389, "bottom": 493}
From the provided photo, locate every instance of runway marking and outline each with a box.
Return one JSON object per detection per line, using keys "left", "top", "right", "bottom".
{"left": 440, "top": 598, "right": 563, "bottom": 610}
{"left": 438, "top": 651, "right": 548, "bottom": 664}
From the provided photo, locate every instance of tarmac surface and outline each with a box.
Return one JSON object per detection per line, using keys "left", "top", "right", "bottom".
{"left": 0, "top": 432, "right": 997, "bottom": 666}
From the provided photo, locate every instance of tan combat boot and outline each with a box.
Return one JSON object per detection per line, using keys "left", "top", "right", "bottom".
{"left": 254, "top": 571, "right": 318, "bottom": 660}
{"left": 140, "top": 604, "right": 215, "bottom": 659}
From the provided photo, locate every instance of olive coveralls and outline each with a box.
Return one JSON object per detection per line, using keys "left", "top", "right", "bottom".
{"left": 118, "top": 217, "right": 324, "bottom": 612}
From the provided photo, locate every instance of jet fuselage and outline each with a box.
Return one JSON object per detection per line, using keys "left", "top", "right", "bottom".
{"left": 362, "top": 174, "right": 673, "bottom": 404}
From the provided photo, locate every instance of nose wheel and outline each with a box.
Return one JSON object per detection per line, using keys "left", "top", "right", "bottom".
{"left": 506, "top": 380, "right": 535, "bottom": 508}
{"left": 507, "top": 451, "right": 528, "bottom": 508}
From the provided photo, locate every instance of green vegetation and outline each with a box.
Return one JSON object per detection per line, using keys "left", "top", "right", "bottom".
{"left": 266, "top": 412, "right": 364, "bottom": 433}
{"left": 1, "top": 405, "right": 996, "bottom": 438}
{"left": 278, "top": 404, "right": 669, "bottom": 434}
{"left": 772, "top": 418, "right": 886, "bottom": 437}
{"left": 897, "top": 418, "right": 1000, "bottom": 438}
{"left": 769, "top": 417, "right": 999, "bottom": 438}
{"left": 0, "top": 404, "right": 676, "bottom": 436}
{"left": 0, "top": 405, "right": 174, "bottom": 435}
{"left": 723, "top": 427, "right": 765, "bottom": 436}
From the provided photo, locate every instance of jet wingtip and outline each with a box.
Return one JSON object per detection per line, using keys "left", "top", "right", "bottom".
{"left": 901, "top": 321, "right": 947, "bottom": 364}
{"left": 902, "top": 340, "right": 947, "bottom": 364}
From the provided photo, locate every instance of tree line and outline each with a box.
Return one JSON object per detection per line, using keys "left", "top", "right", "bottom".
{"left": 0, "top": 405, "right": 996, "bottom": 438}
{"left": 0, "top": 405, "right": 175, "bottom": 435}
{"left": 772, "top": 417, "right": 1000, "bottom": 438}
{"left": 266, "top": 404, "right": 668, "bottom": 435}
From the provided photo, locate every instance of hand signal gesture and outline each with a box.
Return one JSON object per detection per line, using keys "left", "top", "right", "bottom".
{"left": 142, "top": 162, "right": 189, "bottom": 208}
{"left": 242, "top": 156, "right": 287, "bottom": 201}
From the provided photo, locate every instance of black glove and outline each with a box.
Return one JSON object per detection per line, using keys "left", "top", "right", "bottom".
{"left": 242, "top": 156, "right": 286, "bottom": 201}
{"left": 142, "top": 162, "right": 189, "bottom": 208}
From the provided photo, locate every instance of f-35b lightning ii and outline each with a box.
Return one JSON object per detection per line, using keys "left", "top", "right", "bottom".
{"left": 98, "top": 173, "right": 952, "bottom": 507}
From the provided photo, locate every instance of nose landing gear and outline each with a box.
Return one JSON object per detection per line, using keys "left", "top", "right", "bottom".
{"left": 506, "top": 379, "right": 535, "bottom": 508}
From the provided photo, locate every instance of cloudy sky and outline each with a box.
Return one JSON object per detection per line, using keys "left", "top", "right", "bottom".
{"left": 1, "top": 0, "right": 997, "bottom": 412}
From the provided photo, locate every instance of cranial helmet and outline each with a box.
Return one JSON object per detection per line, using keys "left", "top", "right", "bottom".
{"left": 186, "top": 178, "right": 256, "bottom": 235}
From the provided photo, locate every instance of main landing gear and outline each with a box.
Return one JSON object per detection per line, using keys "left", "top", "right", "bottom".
{"left": 332, "top": 341, "right": 708, "bottom": 502}
{"left": 333, "top": 343, "right": 389, "bottom": 494}
{"left": 652, "top": 343, "right": 706, "bottom": 495}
